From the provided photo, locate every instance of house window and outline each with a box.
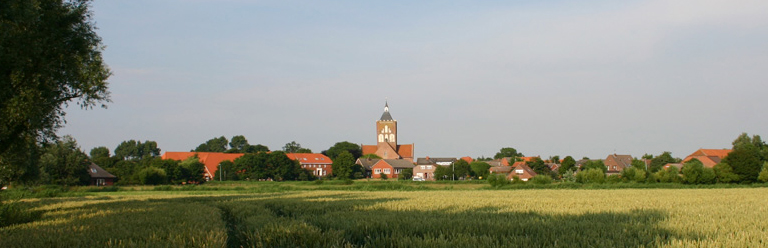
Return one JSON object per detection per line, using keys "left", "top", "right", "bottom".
{"left": 421, "top": 165, "right": 426, "bottom": 169}
{"left": 91, "top": 168, "right": 97, "bottom": 173}
{"left": 427, "top": 166, "right": 433, "bottom": 169}
{"left": 375, "top": 169, "right": 382, "bottom": 174}
{"left": 516, "top": 169, "right": 524, "bottom": 175}
{"left": 613, "top": 166, "right": 617, "bottom": 170}
{"left": 384, "top": 169, "right": 391, "bottom": 174}
{"left": 395, "top": 169, "right": 401, "bottom": 174}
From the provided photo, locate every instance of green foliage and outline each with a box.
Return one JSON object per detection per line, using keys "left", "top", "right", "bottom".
{"left": 631, "top": 159, "right": 648, "bottom": 170}
{"left": 38, "top": 135, "right": 90, "bottom": 186}
{"left": 179, "top": 156, "right": 205, "bottom": 183}
{"left": 283, "top": 141, "right": 312, "bottom": 153}
{"left": 559, "top": 156, "right": 576, "bottom": 176}
{"left": 213, "top": 160, "right": 238, "bottom": 181}
{"left": 114, "top": 140, "right": 160, "bottom": 160}
{"left": 194, "top": 136, "right": 228, "bottom": 153}
{"left": 0, "top": 0, "right": 111, "bottom": 167}
{"left": 576, "top": 168, "right": 605, "bottom": 184}
{"left": 531, "top": 175, "right": 553, "bottom": 184}
{"left": 621, "top": 167, "right": 647, "bottom": 183}
{"left": 0, "top": 198, "right": 42, "bottom": 228}
{"left": 379, "top": 172, "right": 388, "bottom": 180}
{"left": 331, "top": 151, "right": 355, "bottom": 179}
{"left": 323, "top": 141, "right": 362, "bottom": 160}
{"left": 399, "top": 168, "right": 413, "bottom": 180}
{"left": 494, "top": 147, "right": 523, "bottom": 159}
{"left": 232, "top": 152, "right": 305, "bottom": 181}
{"left": 606, "top": 175, "right": 622, "bottom": 184}
{"left": 526, "top": 157, "right": 550, "bottom": 176}
{"left": 487, "top": 173, "right": 510, "bottom": 188}
{"left": 581, "top": 160, "right": 607, "bottom": 173}
{"left": 714, "top": 163, "right": 740, "bottom": 183}
{"left": 655, "top": 166, "right": 681, "bottom": 183}
{"left": 470, "top": 161, "right": 491, "bottom": 179}
{"left": 561, "top": 169, "right": 577, "bottom": 182}
{"left": 700, "top": 167, "right": 716, "bottom": 184}
{"left": 650, "top": 152, "right": 678, "bottom": 173}
{"left": 681, "top": 159, "right": 704, "bottom": 184}
{"left": 138, "top": 167, "right": 167, "bottom": 185}
{"left": 758, "top": 162, "right": 768, "bottom": 183}
{"left": 723, "top": 133, "right": 765, "bottom": 183}
{"left": 434, "top": 165, "right": 452, "bottom": 180}
{"left": 452, "top": 160, "right": 472, "bottom": 180}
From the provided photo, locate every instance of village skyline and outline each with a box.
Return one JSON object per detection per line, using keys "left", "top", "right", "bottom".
{"left": 58, "top": 0, "right": 768, "bottom": 159}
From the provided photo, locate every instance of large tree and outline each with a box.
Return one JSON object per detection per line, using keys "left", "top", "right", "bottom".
{"left": 558, "top": 156, "right": 577, "bottom": 176}
{"left": 494, "top": 147, "right": 523, "bottom": 160}
{"left": 194, "top": 136, "right": 228, "bottom": 153}
{"left": 649, "top": 152, "right": 678, "bottom": 172}
{"left": 0, "top": 0, "right": 111, "bottom": 186}
{"left": 331, "top": 151, "right": 355, "bottom": 179}
{"left": 723, "top": 133, "right": 765, "bottom": 183}
{"left": 38, "top": 135, "right": 90, "bottom": 186}
{"left": 470, "top": 161, "right": 491, "bottom": 179}
{"left": 114, "top": 140, "right": 160, "bottom": 160}
{"left": 323, "top": 141, "right": 362, "bottom": 160}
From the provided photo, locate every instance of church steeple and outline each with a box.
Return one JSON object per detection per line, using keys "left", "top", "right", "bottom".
{"left": 379, "top": 101, "right": 394, "bottom": 121}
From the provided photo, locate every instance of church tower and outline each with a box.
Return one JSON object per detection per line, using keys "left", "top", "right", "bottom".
{"left": 376, "top": 102, "right": 397, "bottom": 148}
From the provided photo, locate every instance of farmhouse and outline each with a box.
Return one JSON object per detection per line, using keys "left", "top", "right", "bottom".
{"left": 88, "top": 163, "right": 116, "bottom": 186}
{"left": 507, "top": 162, "right": 537, "bottom": 181}
{"left": 285, "top": 153, "right": 333, "bottom": 177}
{"left": 682, "top": 149, "right": 731, "bottom": 168}
{"left": 370, "top": 159, "right": 415, "bottom": 179}
{"left": 414, "top": 157, "right": 456, "bottom": 180}
{"left": 604, "top": 154, "right": 633, "bottom": 175}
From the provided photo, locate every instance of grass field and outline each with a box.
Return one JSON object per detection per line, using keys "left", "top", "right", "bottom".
{"left": 2, "top": 183, "right": 767, "bottom": 247}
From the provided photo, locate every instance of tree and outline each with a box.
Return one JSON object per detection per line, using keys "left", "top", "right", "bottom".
{"left": 758, "top": 162, "right": 768, "bottom": 183}
{"left": 38, "top": 135, "right": 90, "bottom": 186}
{"left": 620, "top": 167, "right": 647, "bottom": 183}
{"left": 434, "top": 165, "right": 452, "bottom": 180}
{"left": 576, "top": 168, "right": 605, "bottom": 184}
{"left": 641, "top": 154, "right": 654, "bottom": 160}
{"left": 713, "top": 162, "right": 739, "bottom": 183}
{"left": 549, "top": 156, "right": 560, "bottom": 163}
{"left": 228, "top": 135, "right": 248, "bottom": 152}
{"left": 283, "top": 141, "right": 311, "bottom": 153}
{"left": 331, "top": 151, "right": 355, "bottom": 179}
{"left": 631, "top": 159, "right": 647, "bottom": 171}
{"left": 558, "top": 156, "right": 576, "bottom": 176}
{"left": 399, "top": 168, "right": 413, "bottom": 180}
{"left": 0, "top": 0, "right": 111, "bottom": 169}
{"left": 681, "top": 159, "right": 704, "bottom": 184}
{"left": 453, "top": 160, "right": 472, "bottom": 180}
{"left": 178, "top": 156, "right": 205, "bottom": 183}
{"left": 722, "top": 133, "right": 765, "bottom": 183}
{"left": 494, "top": 147, "right": 523, "bottom": 160}
{"left": 526, "top": 157, "right": 550, "bottom": 177}
{"left": 470, "top": 161, "right": 491, "bottom": 179}
{"left": 488, "top": 173, "right": 510, "bottom": 188}
{"left": 655, "top": 166, "right": 681, "bottom": 183}
{"left": 323, "top": 141, "right": 362, "bottom": 160}
{"left": 114, "top": 140, "right": 160, "bottom": 160}
{"left": 581, "top": 160, "right": 606, "bottom": 173}
{"left": 137, "top": 167, "right": 166, "bottom": 185}
{"left": 214, "top": 160, "right": 238, "bottom": 181}
{"left": 649, "top": 152, "right": 678, "bottom": 172}
{"left": 194, "top": 136, "right": 228, "bottom": 153}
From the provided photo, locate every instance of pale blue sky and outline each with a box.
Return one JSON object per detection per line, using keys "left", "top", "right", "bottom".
{"left": 61, "top": 0, "right": 768, "bottom": 159}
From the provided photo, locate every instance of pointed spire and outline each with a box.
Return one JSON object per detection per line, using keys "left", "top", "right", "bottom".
{"left": 379, "top": 101, "right": 394, "bottom": 121}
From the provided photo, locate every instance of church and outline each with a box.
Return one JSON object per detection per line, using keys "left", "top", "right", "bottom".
{"left": 361, "top": 102, "right": 414, "bottom": 162}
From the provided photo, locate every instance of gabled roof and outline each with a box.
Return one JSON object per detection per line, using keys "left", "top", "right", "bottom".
{"left": 605, "top": 154, "right": 632, "bottom": 168}
{"left": 374, "top": 159, "right": 415, "bottom": 169}
{"left": 88, "top": 163, "right": 116, "bottom": 179}
{"left": 508, "top": 163, "right": 537, "bottom": 179}
{"left": 460, "top": 156, "right": 473, "bottom": 163}
{"left": 285, "top": 153, "right": 332, "bottom": 164}
{"left": 362, "top": 144, "right": 414, "bottom": 160}
{"left": 687, "top": 149, "right": 731, "bottom": 158}
{"left": 356, "top": 158, "right": 380, "bottom": 169}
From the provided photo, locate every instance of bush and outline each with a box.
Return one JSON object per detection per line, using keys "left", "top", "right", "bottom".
{"left": 379, "top": 173, "right": 388, "bottom": 180}
{"left": 487, "top": 174, "right": 510, "bottom": 188}
{"left": 714, "top": 163, "right": 739, "bottom": 183}
{"left": 138, "top": 167, "right": 168, "bottom": 185}
{"left": 621, "top": 167, "right": 647, "bottom": 183}
{"left": 681, "top": 160, "right": 704, "bottom": 184}
{"left": 576, "top": 168, "right": 605, "bottom": 184}
{"left": 656, "top": 166, "right": 681, "bottom": 183}
{"left": 700, "top": 168, "right": 716, "bottom": 184}
{"left": 531, "top": 175, "right": 553, "bottom": 184}
{"left": 606, "top": 175, "right": 622, "bottom": 184}
{"left": 510, "top": 175, "right": 522, "bottom": 184}
{"left": 758, "top": 162, "right": 768, "bottom": 183}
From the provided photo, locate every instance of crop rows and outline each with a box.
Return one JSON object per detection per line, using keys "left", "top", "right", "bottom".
{"left": 2, "top": 188, "right": 767, "bottom": 247}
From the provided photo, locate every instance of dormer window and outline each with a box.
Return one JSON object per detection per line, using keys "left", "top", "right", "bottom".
{"left": 91, "top": 168, "right": 97, "bottom": 173}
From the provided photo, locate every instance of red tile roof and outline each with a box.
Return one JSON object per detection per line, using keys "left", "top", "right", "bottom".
{"left": 285, "top": 153, "right": 332, "bottom": 164}
{"left": 683, "top": 149, "right": 732, "bottom": 168}
{"left": 162, "top": 152, "right": 245, "bottom": 180}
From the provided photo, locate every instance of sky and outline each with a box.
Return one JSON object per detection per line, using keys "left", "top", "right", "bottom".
{"left": 60, "top": 0, "right": 768, "bottom": 160}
